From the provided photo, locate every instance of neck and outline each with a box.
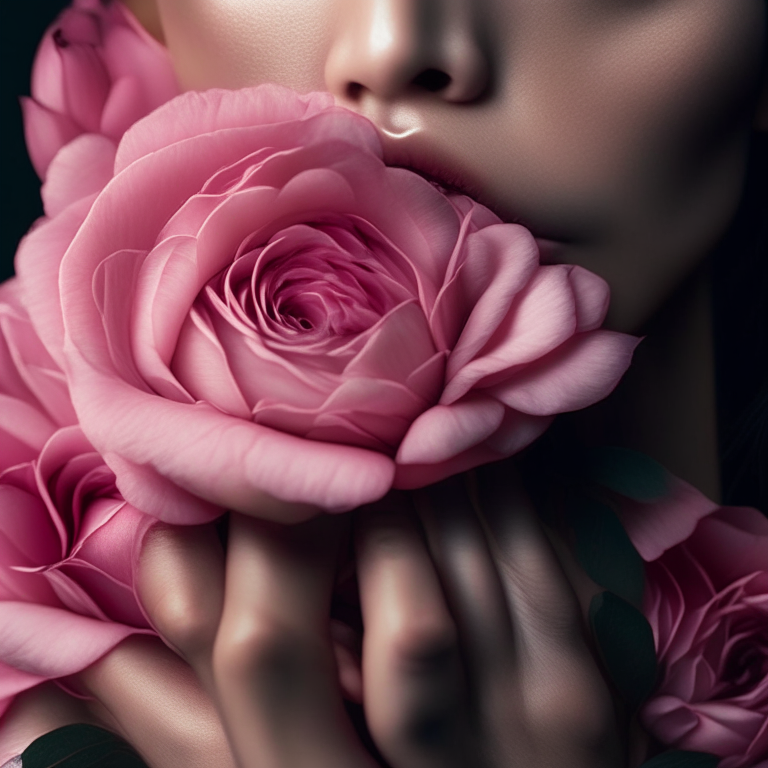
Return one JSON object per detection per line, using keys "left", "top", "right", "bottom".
{"left": 568, "top": 263, "right": 721, "bottom": 501}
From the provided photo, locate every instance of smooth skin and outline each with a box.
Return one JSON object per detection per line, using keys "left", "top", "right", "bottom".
{"left": 123, "top": 0, "right": 768, "bottom": 495}
{"left": 5, "top": 0, "right": 767, "bottom": 765}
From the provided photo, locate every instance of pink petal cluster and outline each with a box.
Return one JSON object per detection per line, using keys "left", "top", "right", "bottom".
{"left": 0, "top": 282, "right": 153, "bottom": 721}
{"left": 21, "top": 0, "right": 178, "bottom": 213}
{"left": 618, "top": 479, "right": 768, "bottom": 767}
{"left": 16, "top": 84, "right": 638, "bottom": 523}
{"left": 0, "top": 281, "right": 76, "bottom": 469}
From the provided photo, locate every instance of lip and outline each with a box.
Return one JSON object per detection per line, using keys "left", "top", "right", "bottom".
{"left": 379, "top": 132, "right": 484, "bottom": 202}
{"left": 377, "top": 128, "right": 571, "bottom": 257}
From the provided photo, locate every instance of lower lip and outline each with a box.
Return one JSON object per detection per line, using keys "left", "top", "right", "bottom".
{"left": 390, "top": 160, "right": 569, "bottom": 263}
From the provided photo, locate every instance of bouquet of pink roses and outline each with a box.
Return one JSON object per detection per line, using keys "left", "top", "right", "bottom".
{"left": 2, "top": 4, "right": 765, "bottom": 768}
{"left": 2, "top": 0, "right": 635, "bottom": 725}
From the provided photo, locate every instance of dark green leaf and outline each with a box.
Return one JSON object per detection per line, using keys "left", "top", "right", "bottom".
{"left": 569, "top": 496, "right": 645, "bottom": 607}
{"left": 22, "top": 724, "right": 148, "bottom": 768}
{"left": 584, "top": 447, "right": 669, "bottom": 501}
{"left": 589, "top": 592, "right": 657, "bottom": 712}
{"left": 640, "top": 751, "right": 721, "bottom": 768}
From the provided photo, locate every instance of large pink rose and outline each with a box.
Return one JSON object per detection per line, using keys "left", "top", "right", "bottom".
{"left": 21, "top": 85, "right": 638, "bottom": 523}
{"left": 0, "top": 281, "right": 153, "bottom": 720}
{"left": 616, "top": 477, "right": 768, "bottom": 767}
{"left": 21, "top": 0, "right": 178, "bottom": 216}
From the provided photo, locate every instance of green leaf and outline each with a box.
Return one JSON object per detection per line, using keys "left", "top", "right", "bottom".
{"left": 589, "top": 592, "right": 657, "bottom": 712}
{"left": 569, "top": 496, "right": 645, "bottom": 607}
{"left": 22, "top": 724, "right": 148, "bottom": 768}
{"left": 584, "top": 447, "right": 669, "bottom": 501}
{"left": 640, "top": 751, "right": 721, "bottom": 768}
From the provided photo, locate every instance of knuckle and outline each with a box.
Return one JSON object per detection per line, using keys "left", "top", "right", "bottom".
{"left": 363, "top": 518, "right": 415, "bottom": 557}
{"left": 138, "top": 525, "right": 223, "bottom": 660}
{"left": 212, "top": 620, "right": 325, "bottom": 701}
{"left": 386, "top": 620, "right": 459, "bottom": 676}
{"left": 145, "top": 589, "right": 219, "bottom": 659}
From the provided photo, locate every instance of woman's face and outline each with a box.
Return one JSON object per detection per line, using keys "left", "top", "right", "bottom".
{"left": 131, "top": 0, "right": 767, "bottom": 331}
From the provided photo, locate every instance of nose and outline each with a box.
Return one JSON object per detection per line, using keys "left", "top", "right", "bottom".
{"left": 325, "top": 0, "right": 490, "bottom": 104}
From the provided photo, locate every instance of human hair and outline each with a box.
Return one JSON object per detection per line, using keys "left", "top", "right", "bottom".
{"left": 712, "top": 130, "right": 768, "bottom": 514}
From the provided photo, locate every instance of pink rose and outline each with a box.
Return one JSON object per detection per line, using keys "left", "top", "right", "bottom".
{"left": 617, "top": 479, "right": 768, "bottom": 768}
{"left": 21, "top": 0, "right": 178, "bottom": 215}
{"left": 0, "top": 281, "right": 153, "bottom": 720}
{"left": 640, "top": 507, "right": 768, "bottom": 768}
{"left": 21, "top": 85, "right": 638, "bottom": 523}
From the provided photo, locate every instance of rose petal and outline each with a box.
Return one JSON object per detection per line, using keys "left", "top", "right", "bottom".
{"left": 436, "top": 223, "right": 539, "bottom": 371}
{"left": 115, "top": 87, "right": 350, "bottom": 172}
{"left": 0, "top": 398, "right": 58, "bottom": 471}
{"left": 616, "top": 474, "right": 721, "bottom": 562}
{"left": 15, "top": 195, "right": 95, "bottom": 367}
{"left": 0, "top": 602, "right": 142, "bottom": 679}
{"left": 41, "top": 133, "right": 116, "bottom": 218}
{"left": 442, "top": 265, "right": 581, "bottom": 403}
{"left": 171, "top": 307, "right": 251, "bottom": 417}
{"left": 394, "top": 441, "right": 507, "bottom": 490}
{"left": 71, "top": 380, "right": 396, "bottom": 518}
{"left": 569, "top": 264, "right": 611, "bottom": 332}
{"left": 57, "top": 43, "right": 110, "bottom": 133}
{"left": 487, "top": 330, "right": 639, "bottom": 415}
{"left": 397, "top": 397, "right": 505, "bottom": 465}
{"left": 0, "top": 484, "right": 60, "bottom": 569}
{"left": 686, "top": 507, "right": 768, "bottom": 588}
{"left": 483, "top": 409, "right": 553, "bottom": 455}
{"left": 344, "top": 301, "right": 436, "bottom": 383}
{"left": 20, "top": 98, "right": 81, "bottom": 179}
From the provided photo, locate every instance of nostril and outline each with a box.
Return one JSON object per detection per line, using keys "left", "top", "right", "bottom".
{"left": 346, "top": 82, "right": 364, "bottom": 100}
{"left": 342, "top": 70, "right": 453, "bottom": 102}
{"left": 412, "top": 69, "right": 452, "bottom": 92}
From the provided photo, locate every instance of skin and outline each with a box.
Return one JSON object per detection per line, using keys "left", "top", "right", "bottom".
{"left": 131, "top": 0, "right": 767, "bottom": 334}
{"left": 128, "top": 0, "right": 768, "bottom": 494}
{"left": 6, "top": 1, "right": 767, "bottom": 766}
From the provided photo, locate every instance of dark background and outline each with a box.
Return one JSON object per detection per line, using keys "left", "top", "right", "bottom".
{"left": 1, "top": 0, "right": 69, "bottom": 281}
{"left": 1, "top": 2, "right": 766, "bottom": 511}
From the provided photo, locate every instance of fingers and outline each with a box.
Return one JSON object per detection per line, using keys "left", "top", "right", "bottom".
{"left": 0, "top": 683, "right": 97, "bottom": 761}
{"left": 355, "top": 496, "right": 470, "bottom": 768}
{"left": 475, "top": 462, "right": 586, "bottom": 653}
{"left": 77, "top": 635, "right": 237, "bottom": 768}
{"left": 475, "top": 462, "right": 621, "bottom": 760}
{"left": 414, "top": 467, "right": 620, "bottom": 766}
{"left": 137, "top": 522, "right": 225, "bottom": 692}
{"left": 415, "top": 476, "right": 517, "bottom": 696}
{"left": 212, "top": 513, "right": 379, "bottom": 768}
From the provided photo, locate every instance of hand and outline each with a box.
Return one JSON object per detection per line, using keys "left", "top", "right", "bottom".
{"left": 0, "top": 636, "right": 237, "bottom": 768}
{"left": 354, "top": 464, "right": 626, "bottom": 768}
{"left": 138, "top": 512, "right": 378, "bottom": 768}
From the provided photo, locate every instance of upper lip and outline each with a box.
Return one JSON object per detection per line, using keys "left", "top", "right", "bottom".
{"left": 379, "top": 132, "right": 484, "bottom": 202}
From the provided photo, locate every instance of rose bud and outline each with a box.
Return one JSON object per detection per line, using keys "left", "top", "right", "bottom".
{"left": 21, "top": 0, "right": 178, "bottom": 216}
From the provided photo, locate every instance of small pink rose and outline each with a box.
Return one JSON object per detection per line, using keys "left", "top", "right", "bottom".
{"left": 638, "top": 504, "right": 768, "bottom": 768}
{"left": 22, "top": 85, "right": 638, "bottom": 522}
{"left": 0, "top": 426, "right": 154, "bottom": 719}
{"left": 0, "top": 282, "right": 153, "bottom": 718}
{"left": 21, "top": 0, "right": 178, "bottom": 214}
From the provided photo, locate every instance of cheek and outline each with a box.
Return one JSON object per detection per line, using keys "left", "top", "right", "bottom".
{"left": 155, "top": 0, "right": 333, "bottom": 91}
{"left": 484, "top": 1, "right": 766, "bottom": 330}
